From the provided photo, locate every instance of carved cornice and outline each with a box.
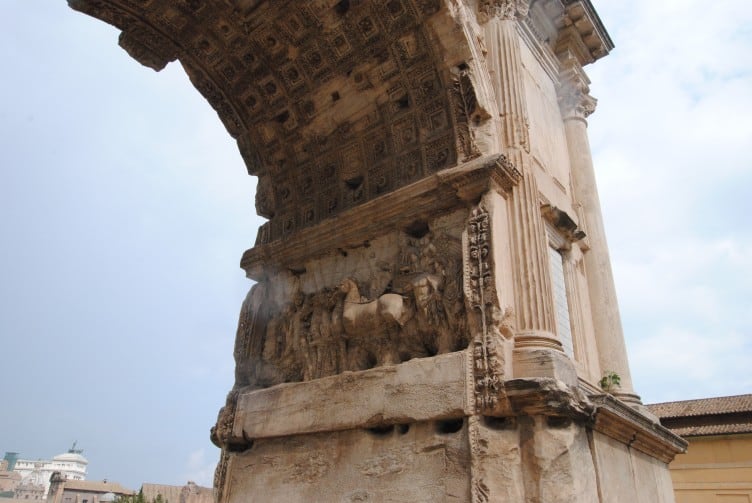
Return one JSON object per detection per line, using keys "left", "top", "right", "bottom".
{"left": 242, "top": 154, "right": 521, "bottom": 280}
{"left": 503, "top": 379, "right": 687, "bottom": 463}
{"left": 478, "top": 0, "right": 531, "bottom": 22}
{"left": 447, "top": 154, "right": 522, "bottom": 201}
{"left": 541, "top": 204, "right": 586, "bottom": 242}
{"left": 555, "top": 0, "right": 614, "bottom": 66}
{"left": 590, "top": 394, "right": 688, "bottom": 464}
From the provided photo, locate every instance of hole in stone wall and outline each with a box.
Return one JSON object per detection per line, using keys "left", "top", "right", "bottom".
{"left": 546, "top": 416, "right": 572, "bottom": 429}
{"left": 289, "top": 266, "right": 306, "bottom": 276}
{"left": 483, "top": 416, "right": 517, "bottom": 431}
{"left": 345, "top": 175, "right": 364, "bottom": 190}
{"left": 367, "top": 425, "right": 394, "bottom": 436}
{"left": 331, "top": 91, "right": 341, "bottom": 102}
{"left": 405, "top": 220, "right": 430, "bottom": 238}
{"left": 423, "top": 342, "right": 438, "bottom": 358}
{"left": 363, "top": 352, "right": 377, "bottom": 369}
{"left": 334, "top": 0, "right": 350, "bottom": 16}
{"left": 226, "top": 439, "right": 253, "bottom": 453}
{"left": 397, "top": 424, "right": 410, "bottom": 435}
{"left": 398, "top": 351, "right": 413, "bottom": 363}
{"left": 436, "top": 418, "right": 464, "bottom": 434}
{"left": 274, "top": 110, "right": 289, "bottom": 124}
{"left": 396, "top": 94, "right": 410, "bottom": 109}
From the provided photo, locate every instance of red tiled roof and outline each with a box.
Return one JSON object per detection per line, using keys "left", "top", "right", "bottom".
{"left": 669, "top": 423, "right": 752, "bottom": 437}
{"left": 648, "top": 394, "right": 752, "bottom": 419}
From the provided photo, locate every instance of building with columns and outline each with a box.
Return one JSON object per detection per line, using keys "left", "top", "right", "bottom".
{"left": 3, "top": 447, "right": 87, "bottom": 499}
{"left": 67, "top": 0, "right": 686, "bottom": 501}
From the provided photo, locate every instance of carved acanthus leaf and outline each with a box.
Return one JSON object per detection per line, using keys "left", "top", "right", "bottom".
{"left": 478, "top": 0, "right": 530, "bottom": 22}
{"left": 558, "top": 87, "right": 597, "bottom": 120}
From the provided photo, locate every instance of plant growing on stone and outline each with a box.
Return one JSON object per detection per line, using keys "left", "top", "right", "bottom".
{"left": 599, "top": 371, "right": 621, "bottom": 393}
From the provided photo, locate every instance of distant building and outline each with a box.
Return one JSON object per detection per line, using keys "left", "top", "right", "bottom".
{"left": 47, "top": 474, "right": 133, "bottom": 503}
{"left": 140, "top": 482, "right": 213, "bottom": 503}
{"left": 5, "top": 445, "right": 87, "bottom": 498}
{"left": 649, "top": 394, "right": 752, "bottom": 502}
{"left": 0, "top": 458, "right": 22, "bottom": 497}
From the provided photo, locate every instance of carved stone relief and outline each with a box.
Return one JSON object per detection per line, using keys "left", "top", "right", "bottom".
{"left": 478, "top": 0, "right": 531, "bottom": 23}
{"left": 464, "top": 204, "right": 514, "bottom": 414}
{"left": 228, "top": 214, "right": 468, "bottom": 394}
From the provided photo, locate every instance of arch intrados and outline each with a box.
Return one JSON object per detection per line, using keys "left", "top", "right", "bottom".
{"left": 68, "top": 0, "right": 479, "bottom": 245}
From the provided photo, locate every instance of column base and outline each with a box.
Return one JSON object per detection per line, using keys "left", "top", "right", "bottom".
{"left": 512, "top": 341, "right": 578, "bottom": 386}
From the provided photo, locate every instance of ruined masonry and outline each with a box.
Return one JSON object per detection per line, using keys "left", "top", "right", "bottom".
{"left": 69, "top": 1, "right": 687, "bottom": 501}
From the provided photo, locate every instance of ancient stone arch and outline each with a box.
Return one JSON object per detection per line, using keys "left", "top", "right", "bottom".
{"left": 68, "top": 1, "right": 687, "bottom": 502}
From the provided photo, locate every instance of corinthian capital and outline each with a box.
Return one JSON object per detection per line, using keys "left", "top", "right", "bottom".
{"left": 559, "top": 88, "right": 597, "bottom": 121}
{"left": 478, "top": 0, "right": 530, "bottom": 22}
{"left": 557, "top": 51, "right": 597, "bottom": 121}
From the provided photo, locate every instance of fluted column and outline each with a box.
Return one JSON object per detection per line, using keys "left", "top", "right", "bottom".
{"left": 558, "top": 56, "right": 641, "bottom": 404}
{"left": 483, "top": 3, "right": 563, "bottom": 354}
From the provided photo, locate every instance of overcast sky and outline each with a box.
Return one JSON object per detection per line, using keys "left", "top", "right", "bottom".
{"left": 1, "top": 0, "right": 750, "bottom": 491}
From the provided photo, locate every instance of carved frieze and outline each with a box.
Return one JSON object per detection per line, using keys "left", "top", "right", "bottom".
{"left": 231, "top": 225, "right": 468, "bottom": 391}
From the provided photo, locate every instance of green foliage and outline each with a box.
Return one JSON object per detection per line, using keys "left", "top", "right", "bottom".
{"left": 599, "top": 371, "right": 621, "bottom": 393}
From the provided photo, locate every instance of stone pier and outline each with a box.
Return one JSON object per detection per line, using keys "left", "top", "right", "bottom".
{"left": 69, "top": 0, "right": 686, "bottom": 501}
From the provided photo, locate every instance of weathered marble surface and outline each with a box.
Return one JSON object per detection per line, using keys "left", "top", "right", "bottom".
{"left": 67, "top": 0, "right": 687, "bottom": 502}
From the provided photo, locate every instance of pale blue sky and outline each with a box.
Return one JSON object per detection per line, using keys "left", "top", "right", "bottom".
{"left": 1, "top": 0, "right": 750, "bottom": 491}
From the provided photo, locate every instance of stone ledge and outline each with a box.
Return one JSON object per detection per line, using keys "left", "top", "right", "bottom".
{"left": 229, "top": 363, "right": 686, "bottom": 464}
{"left": 232, "top": 351, "right": 470, "bottom": 440}
{"left": 500, "top": 379, "right": 687, "bottom": 463}
{"left": 590, "top": 393, "right": 688, "bottom": 464}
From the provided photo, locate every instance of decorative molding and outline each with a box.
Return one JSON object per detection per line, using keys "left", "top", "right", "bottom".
{"left": 213, "top": 450, "right": 230, "bottom": 503}
{"left": 590, "top": 393, "right": 688, "bottom": 463}
{"left": 541, "top": 204, "right": 586, "bottom": 243}
{"left": 555, "top": 0, "right": 614, "bottom": 65}
{"left": 465, "top": 204, "right": 513, "bottom": 414}
{"left": 468, "top": 416, "right": 491, "bottom": 503}
{"left": 242, "top": 154, "right": 520, "bottom": 280}
{"left": 451, "top": 65, "right": 484, "bottom": 162}
{"left": 478, "top": 0, "right": 531, "bottom": 22}
{"left": 557, "top": 50, "right": 598, "bottom": 120}
{"left": 505, "top": 379, "right": 687, "bottom": 463}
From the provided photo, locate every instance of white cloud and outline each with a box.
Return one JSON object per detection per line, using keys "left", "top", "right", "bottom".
{"left": 588, "top": 1, "right": 752, "bottom": 404}
{"left": 183, "top": 449, "right": 218, "bottom": 488}
{"left": 630, "top": 326, "right": 752, "bottom": 403}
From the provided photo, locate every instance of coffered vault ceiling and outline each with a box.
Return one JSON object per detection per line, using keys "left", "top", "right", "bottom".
{"left": 68, "top": 0, "right": 486, "bottom": 243}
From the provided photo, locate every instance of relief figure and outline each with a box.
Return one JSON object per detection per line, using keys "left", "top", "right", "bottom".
{"left": 339, "top": 277, "right": 414, "bottom": 367}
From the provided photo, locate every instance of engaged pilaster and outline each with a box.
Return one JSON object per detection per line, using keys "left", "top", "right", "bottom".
{"left": 481, "top": 2, "right": 576, "bottom": 382}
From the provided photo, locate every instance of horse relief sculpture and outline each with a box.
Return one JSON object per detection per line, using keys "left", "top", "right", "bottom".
{"left": 231, "top": 228, "right": 467, "bottom": 391}
{"left": 339, "top": 277, "right": 412, "bottom": 367}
